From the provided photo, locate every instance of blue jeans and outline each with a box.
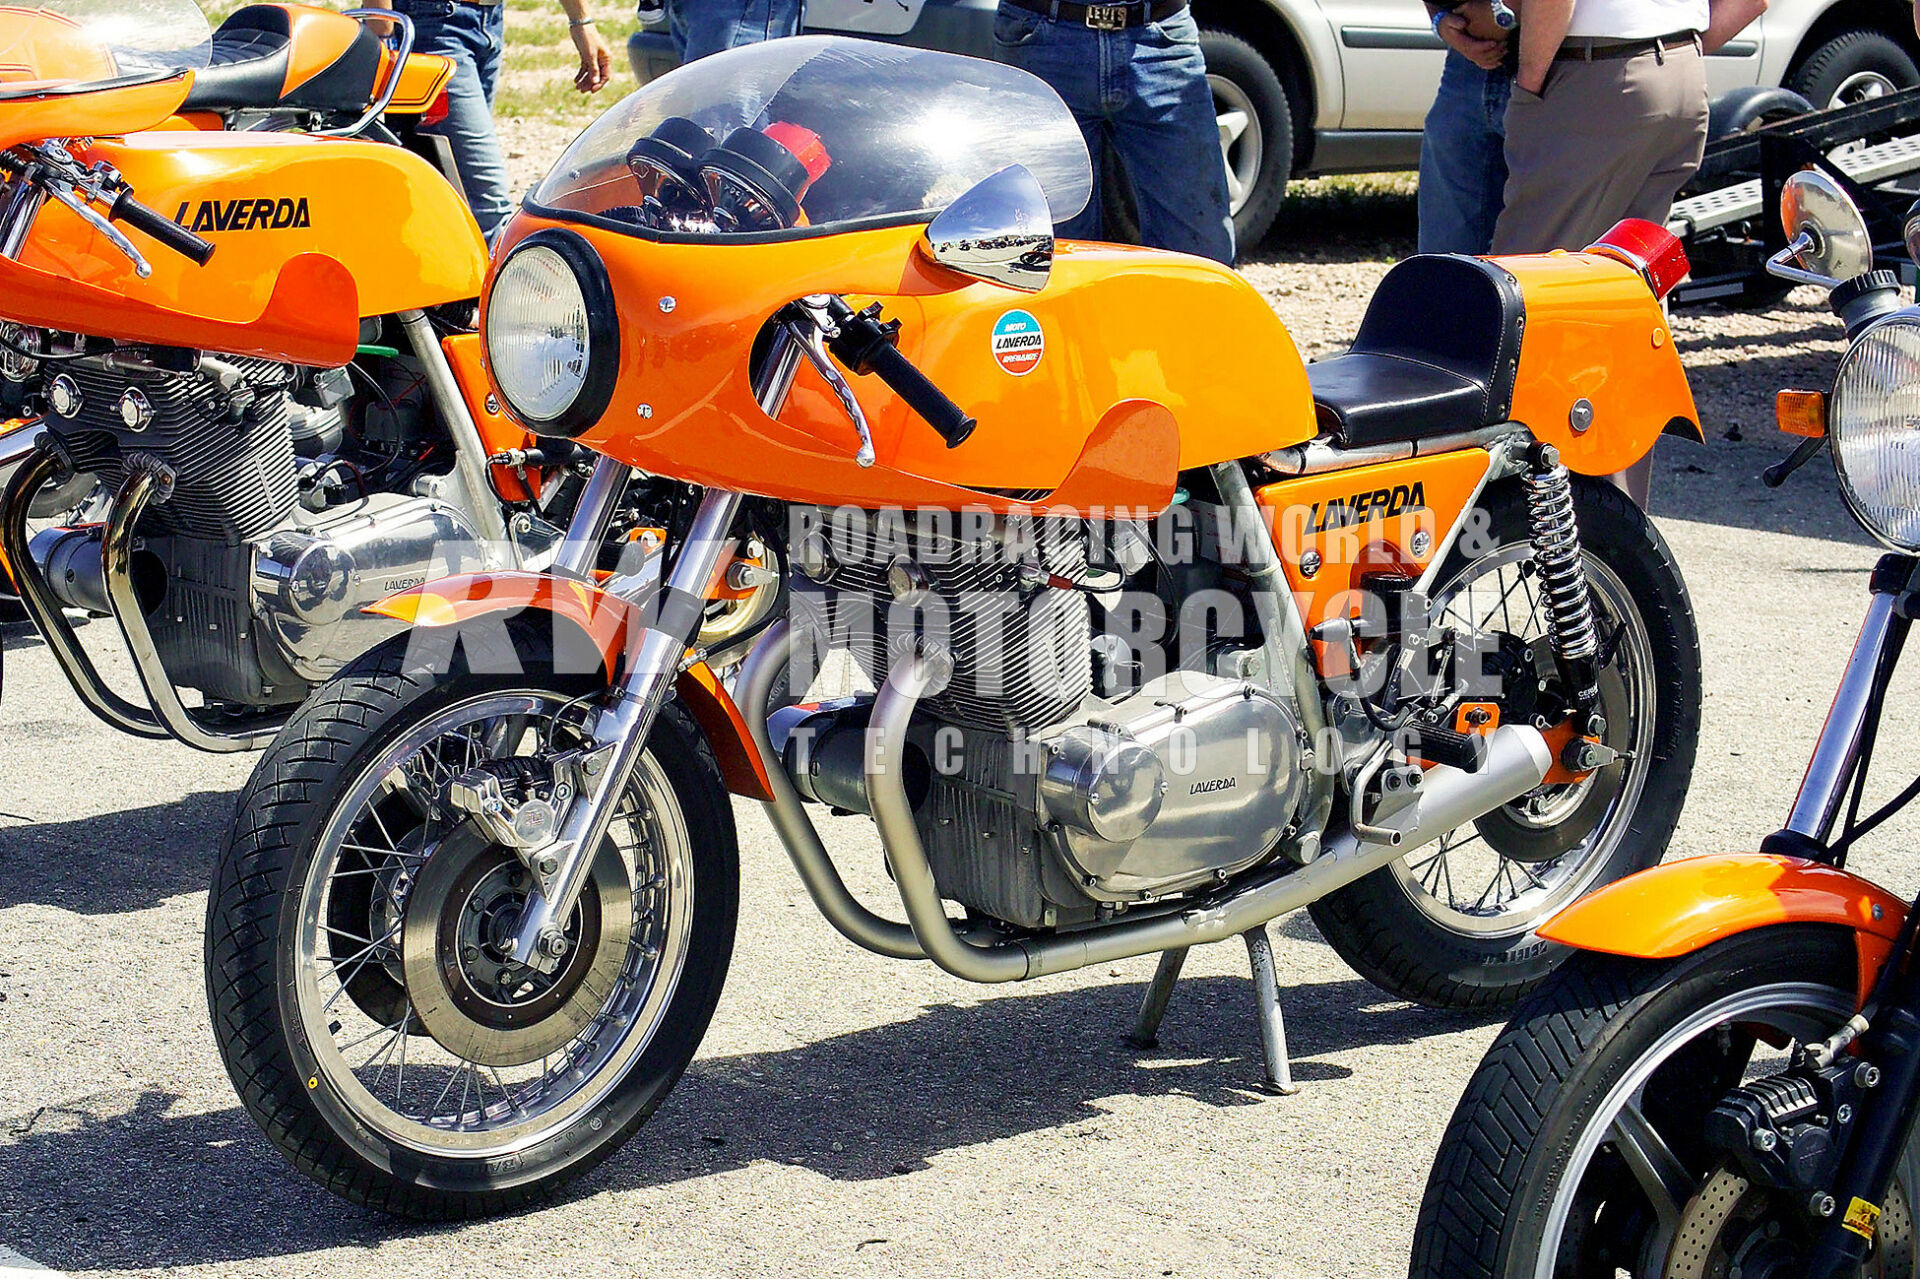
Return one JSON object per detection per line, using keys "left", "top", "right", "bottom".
{"left": 397, "top": 0, "right": 514, "bottom": 243}
{"left": 1416, "top": 49, "right": 1510, "bottom": 255}
{"left": 994, "top": 4, "right": 1234, "bottom": 265}
{"left": 669, "top": 0, "right": 803, "bottom": 61}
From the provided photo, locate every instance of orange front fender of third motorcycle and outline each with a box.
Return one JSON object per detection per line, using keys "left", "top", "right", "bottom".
{"left": 1538, "top": 853, "right": 1909, "bottom": 1006}
{"left": 368, "top": 572, "right": 775, "bottom": 802}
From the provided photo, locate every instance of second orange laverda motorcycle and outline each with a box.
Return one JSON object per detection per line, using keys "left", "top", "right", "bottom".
{"left": 207, "top": 37, "right": 1706, "bottom": 1216}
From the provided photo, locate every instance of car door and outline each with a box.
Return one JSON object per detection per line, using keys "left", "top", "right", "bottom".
{"left": 1319, "top": 0, "right": 1446, "bottom": 129}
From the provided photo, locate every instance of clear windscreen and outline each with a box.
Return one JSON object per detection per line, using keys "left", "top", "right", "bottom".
{"left": 0, "top": 0, "right": 211, "bottom": 99}
{"left": 533, "top": 35, "right": 1094, "bottom": 238}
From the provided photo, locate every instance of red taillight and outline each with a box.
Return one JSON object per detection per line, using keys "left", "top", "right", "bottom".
{"left": 1585, "top": 218, "right": 1690, "bottom": 299}
{"left": 422, "top": 87, "right": 451, "bottom": 127}
{"left": 762, "top": 121, "right": 831, "bottom": 185}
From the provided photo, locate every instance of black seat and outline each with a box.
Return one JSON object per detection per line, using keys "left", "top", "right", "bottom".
{"left": 183, "top": 5, "right": 384, "bottom": 114}
{"left": 1305, "top": 254, "right": 1525, "bottom": 449}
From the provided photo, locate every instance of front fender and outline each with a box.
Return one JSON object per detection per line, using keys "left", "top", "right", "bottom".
{"left": 369, "top": 571, "right": 774, "bottom": 802}
{"left": 1539, "top": 853, "right": 1907, "bottom": 1007}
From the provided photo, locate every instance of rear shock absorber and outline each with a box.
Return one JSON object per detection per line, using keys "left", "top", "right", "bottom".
{"left": 1523, "top": 442, "right": 1602, "bottom": 719}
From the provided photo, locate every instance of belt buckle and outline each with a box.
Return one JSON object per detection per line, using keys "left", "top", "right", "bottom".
{"left": 1084, "top": 4, "right": 1129, "bottom": 30}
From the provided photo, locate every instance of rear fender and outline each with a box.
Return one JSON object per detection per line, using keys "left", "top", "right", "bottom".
{"left": 1538, "top": 853, "right": 1907, "bottom": 1007}
{"left": 369, "top": 571, "right": 774, "bottom": 802}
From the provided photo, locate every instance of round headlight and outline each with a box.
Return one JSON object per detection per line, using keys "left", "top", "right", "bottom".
{"left": 1832, "top": 313, "right": 1920, "bottom": 551}
{"left": 483, "top": 230, "right": 618, "bottom": 436}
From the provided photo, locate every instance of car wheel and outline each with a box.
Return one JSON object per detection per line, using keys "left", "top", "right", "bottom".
{"left": 1787, "top": 29, "right": 1920, "bottom": 111}
{"left": 1101, "top": 28, "right": 1293, "bottom": 253}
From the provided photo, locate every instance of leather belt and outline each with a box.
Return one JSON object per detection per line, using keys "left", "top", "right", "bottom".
{"left": 1555, "top": 30, "right": 1698, "bottom": 60}
{"left": 1004, "top": 0, "right": 1187, "bottom": 31}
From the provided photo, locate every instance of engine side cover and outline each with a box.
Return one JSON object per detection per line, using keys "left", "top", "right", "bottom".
{"left": 1036, "top": 671, "right": 1306, "bottom": 899}
{"left": 250, "top": 492, "right": 489, "bottom": 681}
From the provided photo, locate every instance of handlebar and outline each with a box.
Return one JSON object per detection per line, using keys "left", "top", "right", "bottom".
{"left": 108, "top": 191, "right": 214, "bottom": 266}
{"left": 824, "top": 298, "right": 977, "bottom": 449}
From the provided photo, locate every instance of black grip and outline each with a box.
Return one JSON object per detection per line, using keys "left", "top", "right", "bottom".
{"left": 1405, "top": 722, "right": 1488, "bottom": 774}
{"left": 862, "top": 340, "right": 977, "bottom": 449}
{"left": 109, "top": 191, "right": 215, "bottom": 266}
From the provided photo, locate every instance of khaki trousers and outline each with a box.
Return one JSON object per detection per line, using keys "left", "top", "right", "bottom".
{"left": 1489, "top": 39, "right": 1709, "bottom": 254}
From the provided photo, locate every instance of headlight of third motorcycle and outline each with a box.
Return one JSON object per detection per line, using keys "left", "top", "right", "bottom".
{"left": 483, "top": 230, "right": 619, "bottom": 436}
{"left": 1833, "top": 314, "right": 1920, "bottom": 551}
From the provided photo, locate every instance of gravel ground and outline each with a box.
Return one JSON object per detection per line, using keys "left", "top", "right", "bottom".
{"left": 2, "top": 162, "right": 1915, "bottom": 1277}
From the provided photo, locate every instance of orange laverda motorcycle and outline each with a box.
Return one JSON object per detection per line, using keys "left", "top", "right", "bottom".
{"left": 0, "top": 0, "right": 620, "bottom": 751}
{"left": 207, "top": 37, "right": 1705, "bottom": 1216}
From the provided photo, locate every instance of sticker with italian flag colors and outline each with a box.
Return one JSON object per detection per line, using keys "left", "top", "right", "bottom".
{"left": 991, "top": 309, "right": 1045, "bottom": 376}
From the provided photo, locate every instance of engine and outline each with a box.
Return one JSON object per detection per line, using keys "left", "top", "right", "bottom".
{"left": 779, "top": 506, "right": 1310, "bottom": 929}
{"left": 18, "top": 337, "right": 492, "bottom": 708}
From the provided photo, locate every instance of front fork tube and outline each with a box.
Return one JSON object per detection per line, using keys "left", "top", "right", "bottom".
{"left": 505, "top": 322, "right": 802, "bottom": 970}
{"left": 1809, "top": 982, "right": 1920, "bottom": 1278}
{"left": 1784, "top": 580, "right": 1908, "bottom": 845}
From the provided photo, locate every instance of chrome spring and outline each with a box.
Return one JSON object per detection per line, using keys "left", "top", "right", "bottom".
{"left": 1523, "top": 452, "right": 1599, "bottom": 663}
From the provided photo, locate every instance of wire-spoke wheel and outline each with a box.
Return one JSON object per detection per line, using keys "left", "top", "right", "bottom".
{"left": 207, "top": 626, "right": 738, "bottom": 1218}
{"left": 1309, "top": 476, "right": 1700, "bottom": 1009}
{"left": 1413, "top": 928, "right": 1920, "bottom": 1279}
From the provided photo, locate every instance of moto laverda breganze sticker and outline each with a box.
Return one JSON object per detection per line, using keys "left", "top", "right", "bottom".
{"left": 991, "top": 309, "right": 1045, "bottom": 376}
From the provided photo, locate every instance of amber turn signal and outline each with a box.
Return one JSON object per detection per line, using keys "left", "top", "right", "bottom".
{"left": 1776, "top": 389, "right": 1828, "bottom": 439}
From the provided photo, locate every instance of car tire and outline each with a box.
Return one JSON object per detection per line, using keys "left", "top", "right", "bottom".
{"left": 1101, "top": 28, "right": 1292, "bottom": 254}
{"left": 1787, "top": 29, "right": 1920, "bottom": 111}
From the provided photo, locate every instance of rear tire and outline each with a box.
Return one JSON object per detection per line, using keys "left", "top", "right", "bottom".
{"left": 205, "top": 625, "right": 739, "bottom": 1219}
{"left": 1310, "top": 477, "right": 1701, "bottom": 1010}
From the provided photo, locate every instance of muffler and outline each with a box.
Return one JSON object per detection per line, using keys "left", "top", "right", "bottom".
{"left": 863, "top": 637, "right": 1554, "bottom": 983}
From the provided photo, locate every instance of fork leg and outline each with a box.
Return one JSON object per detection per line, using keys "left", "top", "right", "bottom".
{"left": 1126, "top": 947, "right": 1189, "bottom": 1048}
{"left": 1243, "top": 924, "right": 1299, "bottom": 1095}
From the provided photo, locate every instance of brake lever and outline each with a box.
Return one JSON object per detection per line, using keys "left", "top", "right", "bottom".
{"left": 42, "top": 177, "right": 150, "bottom": 278}
{"left": 787, "top": 300, "right": 876, "bottom": 467}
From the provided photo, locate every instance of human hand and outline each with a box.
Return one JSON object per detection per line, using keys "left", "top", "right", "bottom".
{"left": 1438, "top": 12, "right": 1507, "bottom": 70}
{"left": 571, "top": 21, "right": 612, "bottom": 92}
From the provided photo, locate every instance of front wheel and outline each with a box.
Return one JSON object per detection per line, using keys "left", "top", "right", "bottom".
{"left": 205, "top": 627, "right": 739, "bottom": 1218}
{"left": 1413, "top": 927, "right": 1920, "bottom": 1278}
{"left": 1310, "top": 476, "right": 1701, "bottom": 1009}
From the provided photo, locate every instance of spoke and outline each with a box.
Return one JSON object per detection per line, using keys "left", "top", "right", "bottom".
{"left": 1217, "top": 108, "right": 1251, "bottom": 147}
{"left": 1609, "top": 1099, "right": 1694, "bottom": 1235}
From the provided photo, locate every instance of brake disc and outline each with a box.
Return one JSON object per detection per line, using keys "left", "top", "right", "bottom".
{"left": 401, "top": 823, "right": 633, "bottom": 1068}
{"left": 1666, "top": 1165, "right": 1916, "bottom": 1279}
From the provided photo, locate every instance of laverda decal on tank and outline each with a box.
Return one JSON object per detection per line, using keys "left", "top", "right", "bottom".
{"left": 204, "top": 36, "right": 1706, "bottom": 1219}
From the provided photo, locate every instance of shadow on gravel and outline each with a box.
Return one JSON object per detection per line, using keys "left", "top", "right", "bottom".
{"left": 0, "top": 975, "right": 1492, "bottom": 1267}
{"left": 0, "top": 789, "right": 234, "bottom": 914}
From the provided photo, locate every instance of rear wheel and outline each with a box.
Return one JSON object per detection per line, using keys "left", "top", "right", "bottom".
{"left": 1412, "top": 927, "right": 1920, "bottom": 1279}
{"left": 205, "top": 627, "right": 739, "bottom": 1218}
{"left": 1309, "top": 477, "right": 1701, "bottom": 1009}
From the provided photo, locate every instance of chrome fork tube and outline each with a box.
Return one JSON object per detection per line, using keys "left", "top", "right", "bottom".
{"left": 553, "top": 456, "right": 630, "bottom": 578}
{"left": 1786, "top": 591, "right": 1904, "bottom": 842}
{"left": 507, "top": 325, "right": 803, "bottom": 968}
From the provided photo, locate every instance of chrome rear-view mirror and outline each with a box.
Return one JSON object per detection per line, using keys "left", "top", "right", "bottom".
{"left": 1772, "top": 170, "right": 1874, "bottom": 286}
{"left": 920, "top": 165, "right": 1053, "bottom": 293}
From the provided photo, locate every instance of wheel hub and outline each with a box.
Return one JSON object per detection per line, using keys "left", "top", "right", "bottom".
{"left": 1665, "top": 1165, "right": 1916, "bottom": 1279}
{"left": 401, "top": 823, "right": 633, "bottom": 1067}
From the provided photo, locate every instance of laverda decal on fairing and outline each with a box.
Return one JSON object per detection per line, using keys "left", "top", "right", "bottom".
{"left": 1307, "top": 481, "right": 1428, "bottom": 533}
{"left": 991, "top": 309, "right": 1044, "bottom": 376}
{"left": 171, "top": 197, "right": 313, "bottom": 233}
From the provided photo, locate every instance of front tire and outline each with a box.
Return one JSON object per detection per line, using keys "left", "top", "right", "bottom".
{"left": 1412, "top": 927, "right": 1920, "bottom": 1278}
{"left": 1310, "top": 476, "right": 1701, "bottom": 1009}
{"left": 205, "top": 627, "right": 739, "bottom": 1218}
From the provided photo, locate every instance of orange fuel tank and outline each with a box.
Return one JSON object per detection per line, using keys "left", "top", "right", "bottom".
{"left": 489, "top": 216, "right": 1319, "bottom": 512}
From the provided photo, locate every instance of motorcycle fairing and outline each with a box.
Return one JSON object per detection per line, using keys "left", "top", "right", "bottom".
{"left": 1538, "top": 852, "right": 1906, "bottom": 1008}
{"left": 1502, "top": 251, "right": 1704, "bottom": 472}
{"left": 3, "top": 129, "right": 483, "bottom": 357}
{"left": 489, "top": 215, "right": 1317, "bottom": 512}
{"left": 368, "top": 571, "right": 776, "bottom": 801}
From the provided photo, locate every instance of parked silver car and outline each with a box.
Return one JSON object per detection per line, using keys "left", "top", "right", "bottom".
{"left": 629, "top": 0, "right": 1920, "bottom": 248}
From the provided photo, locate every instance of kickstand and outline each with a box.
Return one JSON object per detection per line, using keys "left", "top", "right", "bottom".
{"left": 1243, "top": 924, "right": 1299, "bottom": 1095}
{"left": 1126, "top": 947, "right": 1189, "bottom": 1048}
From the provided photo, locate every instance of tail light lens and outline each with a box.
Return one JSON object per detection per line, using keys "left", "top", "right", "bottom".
{"left": 1585, "top": 219, "right": 1690, "bottom": 299}
{"left": 423, "top": 88, "right": 451, "bottom": 127}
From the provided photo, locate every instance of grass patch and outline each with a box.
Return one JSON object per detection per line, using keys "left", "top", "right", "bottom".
{"left": 1254, "top": 171, "right": 1417, "bottom": 261}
